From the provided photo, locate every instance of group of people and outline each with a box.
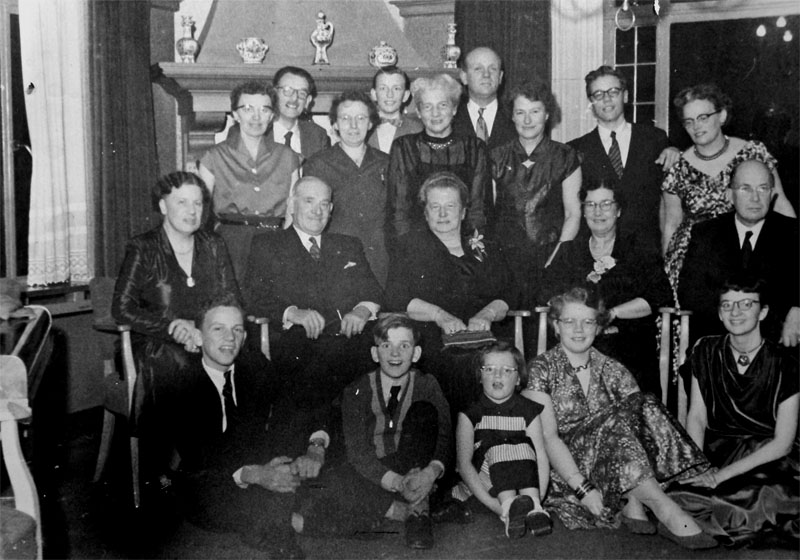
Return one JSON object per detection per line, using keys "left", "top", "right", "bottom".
{"left": 109, "top": 49, "right": 798, "bottom": 558}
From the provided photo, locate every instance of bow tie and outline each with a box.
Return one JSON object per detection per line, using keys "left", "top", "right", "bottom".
{"left": 381, "top": 117, "right": 402, "bottom": 127}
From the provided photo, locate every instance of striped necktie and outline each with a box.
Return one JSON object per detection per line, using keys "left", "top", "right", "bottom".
{"left": 309, "top": 236, "right": 321, "bottom": 261}
{"left": 608, "top": 131, "right": 624, "bottom": 178}
{"left": 476, "top": 107, "right": 488, "bottom": 142}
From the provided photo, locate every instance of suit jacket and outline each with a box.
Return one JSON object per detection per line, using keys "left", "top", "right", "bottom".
{"left": 297, "top": 119, "right": 330, "bottom": 160}
{"left": 451, "top": 99, "right": 516, "bottom": 150}
{"left": 244, "top": 228, "right": 384, "bottom": 324}
{"left": 366, "top": 115, "right": 424, "bottom": 153}
{"left": 568, "top": 123, "right": 668, "bottom": 248}
{"left": 679, "top": 211, "right": 799, "bottom": 341}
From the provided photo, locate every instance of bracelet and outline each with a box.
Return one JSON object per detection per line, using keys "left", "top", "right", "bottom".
{"left": 574, "top": 479, "right": 597, "bottom": 501}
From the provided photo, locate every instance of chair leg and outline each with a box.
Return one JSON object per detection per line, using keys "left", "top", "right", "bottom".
{"left": 513, "top": 315, "right": 525, "bottom": 362}
{"left": 130, "top": 436, "right": 141, "bottom": 509}
{"left": 658, "top": 310, "right": 672, "bottom": 408}
{"left": 93, "top": 409, "right": 116, "bottom": 483}
{"left": 676, "top": 314, "right": 691, "bottom": 425}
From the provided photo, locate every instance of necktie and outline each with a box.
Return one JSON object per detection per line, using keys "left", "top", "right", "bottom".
{"left": 608, "top": 131, "right": 624, "bottom": 178}
{"left": 476, "top": 107, "right": 488, "bottom": 143}
{"left": 381, "top": 117, "right": 401, "bottom": 127}
{"left": 223, "top": 369, "right": 237, "bottom": 430}
{"left": 387, "top": 385, "right": 401, "bottom": 419}
{"left": 742, "top": 230, "right": 753, "bottom": 270}
{"left": 284, "top": 130, "right": 293, "bottom": 147}
{"left": 309, "top": 236, "right": 321, "bottom": 261}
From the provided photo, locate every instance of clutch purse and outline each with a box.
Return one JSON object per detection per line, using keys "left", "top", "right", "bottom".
{"left": 441, "top": 330, "right": 496, "bottom": 349}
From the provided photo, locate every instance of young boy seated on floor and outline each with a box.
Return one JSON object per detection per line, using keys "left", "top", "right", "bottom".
{"left": 297, "top": 314, "right": 452, "bottom": 549}
{"left": 452, "top": 341, "right": 552, "bottom": 538}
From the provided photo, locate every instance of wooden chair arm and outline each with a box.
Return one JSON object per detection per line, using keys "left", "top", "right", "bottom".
{"left": 247, "top": 316, "right": 270, "bottom": 360}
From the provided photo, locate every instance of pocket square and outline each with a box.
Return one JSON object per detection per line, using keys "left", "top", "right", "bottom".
{"left": 344, "top": 261, "right": 357, "bottom": 269}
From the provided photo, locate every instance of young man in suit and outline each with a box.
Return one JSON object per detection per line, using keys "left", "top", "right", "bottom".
{"left": 243, "top": 176, "right": 384, "bottom": 411}
{"left": 167, "top": 293, "right": 329, "bottom": 559}
{"left": 568, "top": 66, "right": 679, "bottom": 249}
{"left": 451, "top": 46, "right": 516, "bottom": 150}
{"left": 272, "top": 66, "right": 330, "bottom": 161}
{"left": 679, "top": 159, "right": 800, "bottom": 346}
{"left": 368, "top": 66, "right": 424, "bottom": 154}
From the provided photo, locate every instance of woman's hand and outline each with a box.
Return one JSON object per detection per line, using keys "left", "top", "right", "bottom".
{"left": 680, "top": 467, "right": 720, "bottom": 489}
{"left": 467, "top": 314, "right": 492, "bottom": 332}
{"left": 580, "top": 488, "right": 606, "bottom": 517}
{"left": 168, "top": 318, "right": 197, "bottom": 345}
{"left": 435, "top": 309, "right": 466, "bottom": 334}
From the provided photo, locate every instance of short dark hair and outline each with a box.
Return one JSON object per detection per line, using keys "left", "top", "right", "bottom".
{"left": 718, "top": 274, "right": 769, "bottom": 308}
{"left": 584, "top": 65, "right": 628, "bottom": 99}
{"left": 548, "top": 286, "right": 611, "bottom": 329}
{"left": 194, "top": 292, "right": 244, "bottom": 329}
{"left": 230, "top": 80, "right": 277, "bottom": 112}
{"left": 673, "top": 83, "right": 733, "bottom": 121}
{"left": 372, "top": 66, "right": 410, "bottom": 91}
{"left": 273, "top": 66, "right": 317, "bottom": 98}
{"left": 579, "top": 177, "right": 625, "bottom": 210}
{"left": 372, "top": 313, "right": 420, "bottom": 345}
{"left": 329, "top": 89, "right": 378, "bottom": 129}
{"left": 418, "top": 171, "right": 469, "bottom": 207}
{"left": 504, "top": 80, "right": 562, "bottom": 132}
{"left": 151, "top": 171, "right": 210, "bottom": 211}
{"left": 473, "top": 340, "right": 528, "bottom": 390}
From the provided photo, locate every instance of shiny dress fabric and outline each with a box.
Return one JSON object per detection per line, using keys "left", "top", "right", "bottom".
{"left": 527, "top": 346, "right": 709, "bottom": 529}
{"left": 112, "top": 226, "right": 239, "bottom": 431}
{"left": 670, "top": 336, "right": 799, "bottom": 546}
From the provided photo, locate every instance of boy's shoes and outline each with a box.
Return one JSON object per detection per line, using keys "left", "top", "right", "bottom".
{"left": 505, "top": 495, "right": 533, "bottom": 539}
{"left": 526, "top": 509, "right": 553, "bottom": 536}
{"left": 431, "top": 498, "right": 473, "bottom": 524}
{"left": 405, "top": 512, "right": 434, "bottom": 549}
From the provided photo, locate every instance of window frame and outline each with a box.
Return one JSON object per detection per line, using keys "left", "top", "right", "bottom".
{"left": 0, "top": 0, "right": 19, "bottom": 277}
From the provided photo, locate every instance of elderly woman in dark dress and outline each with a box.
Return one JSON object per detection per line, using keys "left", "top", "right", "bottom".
{"left": 545, "top": 179, "right": 672, "bottom": 396}
{"left": 491, "top": 80, "right": 582, "bottom": 307}
{"left": 386, "top": 171, "right": 514, "bottom": 417}
{"left": 112, "top": 171, "right": 238, "bottom": 464}
{"left": 386, "top": 74, "right": 491, "bottom": 244}
{"left": 303, "top": 90, "right": 390, "bottom": 285}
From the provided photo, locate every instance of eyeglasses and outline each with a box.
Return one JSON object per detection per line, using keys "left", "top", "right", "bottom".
{"left": 276, "top": 86, "right": 310, "bottom": 100}
{"left": 732, "top": 184, "right": 772, "bottom": 195}
{"left": 589, "top": 87, "right": 623, "bottom": 102}
{"left": 681, "top": 110, "right": 720, "bottom": 128}
{"left": 236, "top": 104, "right": 273, "bottom": 116}
{"left": 337, "top": 114, "right": 371, "bottom": 126}
{"left": 557, "top": 318, "right": 598, "bottom": 329}
{"left": 480, "top": 365, "right": 518, "bottom": 376}
{"left": 582, "top": 200, "right": 616, "bottom": 212}
{"left": 719, "top": 298, "right": 759, "bottom": 312}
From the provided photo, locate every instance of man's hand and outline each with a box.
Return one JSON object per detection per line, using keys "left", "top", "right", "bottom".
{"left": 434, "top": 309, "right": 466, "bottom": 335}
{"left": 781, "top": 307, "right": 800, "bottom": 347}
{"left": 401, "top": 467, "right": 437, "bottom": 505}
{"left": 287, "top": 308, "right": 326, "bottom": 339}
{"left": 655, "top": 146, "right": 680, "bottom": 171}
{"left": 467, "top": 313, "right": 492, "bottom": 332}
{"left": 242, "top": 457, "right": 301, "bottom": 492}
{"left": 168, "top": 318, "right": 197, "bottom": 346}
{"left": 340, "top": 305, "right": 371, "bottom": 338}
{"left": 291, "top": 447, "right": 325, "bottom": 479}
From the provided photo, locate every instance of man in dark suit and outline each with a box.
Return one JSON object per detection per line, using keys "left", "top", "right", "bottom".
{"left": 367, "top": 66, "right": 423, "bottom": 154}
{"left": 450, "top": 47, "right": 516, "bottom": 150}
{"left": 679, "top": 159, "right": 800, "bottom": 346}
{"left": 568, "top": 65, "right": 678, "bottom": 249}
{"left": 167, "top": 293, "right": 329, "bottom": 559}
{"left": 244, "top": 176, "right": 384, "bottom": 409}
{"left": 271, "top": 66, "right": 330, "bottom": 161}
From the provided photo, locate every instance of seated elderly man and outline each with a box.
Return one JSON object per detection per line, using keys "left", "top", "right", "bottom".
{"left": 679, "top": 159, "right": 799, "bottom": 346}
{"left": 244, "top": 176, "right": 384, "bottom": 413}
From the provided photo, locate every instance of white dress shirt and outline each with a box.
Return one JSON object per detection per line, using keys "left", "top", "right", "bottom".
{"left": 467, "top": 98, "right": 499, "bottom": 138}
{"left": 597, "top": 120, "right": 632, "bottom": 167}
{"left": 735, "top": 215, "right": 766, "bottom": 248}
{"left": 272, "top": 120, "right": 301, "bottom": 154}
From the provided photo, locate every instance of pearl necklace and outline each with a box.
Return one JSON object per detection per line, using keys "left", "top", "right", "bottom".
{"left": 694, "top": 136, "right": 730, "bottom": 161}
{"left": 729, "top": 338, "right": 764, "bottom": 367}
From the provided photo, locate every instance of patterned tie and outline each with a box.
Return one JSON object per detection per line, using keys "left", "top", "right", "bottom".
{"left": 284, "top": 130, "right": 293, "bottom": 147}
{"left": 608, "top": 131, "right": 624, "bottom": 178}
{"left": 387, "top": 385, "right": 401, "bottom": 418}
{"left": 476, "top": 107, "right": 488, "bottom": 142}
{"left": 741, "top": 230, "right": 753, "bottom": 270}
{"left": 223, "top": 369, "right": 237, "bottom": 430}
{"left": 309, "top": 236, "right": 321, "bottom": 261}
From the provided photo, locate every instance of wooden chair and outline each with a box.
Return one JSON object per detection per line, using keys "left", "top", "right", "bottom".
{"left": 658, "top": 307, "right": 692, "bottom": 425}
{"left": 1, "top": 305, "right": 53, "bottom": 560}
{"left": 508, "top": 306, "right": 551, "bottom": 361}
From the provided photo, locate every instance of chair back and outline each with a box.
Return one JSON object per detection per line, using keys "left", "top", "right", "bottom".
{"left": 90, "top": 277, "right": 117, "bottom": 330}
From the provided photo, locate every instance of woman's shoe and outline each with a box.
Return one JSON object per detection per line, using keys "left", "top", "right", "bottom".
{"left": 621, "top": 514, "right": 656, "bottom": 535}
{"left": 657, "top": 522, "right": 718, "bottom": 549}
{"left": 505, "top": 496, "right": 533, "bottom": 539}
{"left": 526, "top": 509, "right": 553, "bottom": 536}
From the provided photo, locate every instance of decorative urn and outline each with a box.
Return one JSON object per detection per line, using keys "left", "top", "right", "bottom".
{"left": 236, "top": 37, "right": 269, "bottom": 64}
{"left": 441, "top": 23, "right": 461, "bottom": 69}
{"left": 310, "top": 11, "right": 334, "bottom": 65}
{"left": 175, "top": 16, "right": 199, "bottom": 63}
{"left": 369, "top": 41, "right": 398, "bottom": 68}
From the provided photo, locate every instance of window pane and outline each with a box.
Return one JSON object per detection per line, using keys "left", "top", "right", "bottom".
{"left": 635, "top": 103, "right": 655, "bottom": 126}
{"left": 616, "top": 27, "right": 635, "bottom": 64}
{"left": 637, "top": 64, "right": 656, "bottom": 102}
{"left": 637, "top": 26, "right": 656, "bottom": 63}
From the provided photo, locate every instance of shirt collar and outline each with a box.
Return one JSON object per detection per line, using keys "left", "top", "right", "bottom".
{"left": 379, "top": 371, "right": 409, "bottom": 400}
{"left": 734, "top": 215, "right": 766, "bottom": 247}
{"left": 292, "top": 225, "right": 321, "bottom": 251}
{"left": 272, "top": 120, "right": 299, "bottom": 140}
{"left": 467, "top": 98, "right": 498, "bottom": 122}
{"left": 201, "top": 358, "right": 234, "bottom": 395}
{"left": 597, "top": 120, "right": 630, "bottom": 141}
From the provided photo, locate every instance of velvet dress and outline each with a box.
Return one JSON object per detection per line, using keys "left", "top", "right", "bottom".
{"left": 670, "top": 336, "right": 799, "bottom": 547}
{"left": 527, "top": 345, "right": 709, "bottom": 530}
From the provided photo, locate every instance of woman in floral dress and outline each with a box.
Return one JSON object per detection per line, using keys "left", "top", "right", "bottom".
{"left": 661, "top": 84, "right": 795, "bottom": 300}
{"left": 522, "top": 288, "right": 715, "bottom": 549}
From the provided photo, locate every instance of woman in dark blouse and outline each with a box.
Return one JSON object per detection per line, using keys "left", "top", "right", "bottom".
{"left": 387, "top": 171, "right": 514, "bottom": 416}
{"left": 544, "top": 179, "right": 671, "bottom": 396}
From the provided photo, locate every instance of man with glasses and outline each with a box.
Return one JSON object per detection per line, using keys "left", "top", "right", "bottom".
{"left": 272, "top": 66, "right": 330, "bottom": 160}
{"left": 568, "top": 65, "right": 678, "bottom": 250}
{"left": 679, "top": 159, "right": 799, "bottom": 346}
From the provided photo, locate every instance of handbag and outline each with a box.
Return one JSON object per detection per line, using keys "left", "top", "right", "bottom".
{"left": 441, "top": 329, "right": 497, "bottom": 349}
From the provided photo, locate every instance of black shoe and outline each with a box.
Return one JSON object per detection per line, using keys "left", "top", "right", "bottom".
{"left": 431, "top": 498, "right": 473, "bottom": 524}
{"left": 243, "top": 530, "right": 306, "bottom": 559}
{"left": 657, "top": 522, "right": 718, "bottom": 550}
{"left": 405, "top": 512, "right": 434, "bottom": 549}
{"left": 505, "top": 495, "right": 533, "bottom": 539}
{"left": 526, "top": 509, "right": 553, "bottom": 536}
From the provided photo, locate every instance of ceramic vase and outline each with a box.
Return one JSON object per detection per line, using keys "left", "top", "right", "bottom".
{"left": 175, "top": 16, "right": 199, "bottom": 63}
{"left": 441, "top": 23, "right": 461, "bottom": 69}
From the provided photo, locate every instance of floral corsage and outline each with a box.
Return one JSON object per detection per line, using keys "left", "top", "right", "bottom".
{"left": 468, "top": 230, "right": 487, "bottom": 262}
{"left": 587, "top": 256, "right": 616, "bottom": 283}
